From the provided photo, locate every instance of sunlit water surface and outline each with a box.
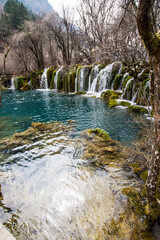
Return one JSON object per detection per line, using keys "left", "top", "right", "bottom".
{"left": 0, "top": 90, "right": 141, "bottom": 239}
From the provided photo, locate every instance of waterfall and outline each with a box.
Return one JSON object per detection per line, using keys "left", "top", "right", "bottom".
{"left": 121, "top": 78, "right": 134, "bottom": 99}
{"left": 88, "top": 62, "right": 122, "bottom": 95}
{"left": 79, "top": 67, "right": 85, "bottom": 91}
{"left": 88, "top": 65, "right": 100, "bottom": 91}
{"left": 75, "top": 66, "right": 80, "bottom": 93}
{"left": 131, "top": 88, "right": 139, "bottom": 103}
{"left": 54, "top": 67, "right": 63, "bottom": 90}
{"left": 40, "top": 68, "right": 49, "bottom": 89}
{"left": 10, "top": 77, "right": 15, "bottom": 89}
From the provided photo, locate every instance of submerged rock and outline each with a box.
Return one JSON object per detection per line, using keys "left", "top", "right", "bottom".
{"left": 0, "top": 122, "right": 158, "bottom": 239}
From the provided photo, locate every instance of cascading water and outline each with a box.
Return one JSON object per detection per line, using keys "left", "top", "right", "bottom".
{"left": 87, "top": 62, "right": 122, "bottom": 96}
{"left": 88, "top": 65, "right": 100, "bottom": 91}
{"left": 131, "top": 87, "right": 139, "bottom": 103}
{"left": 40, "top": 68, "right": 49, "bottom": 89}
{"left": 54, "top": 67, "right": 63, "bottom": 90}
{"left": 78, "top": 67, "right": 85, "bottom": 91}
{"left": 121, "top": 78, "right": 134, "bottom": 100}
{"left": 75, "top": 67, "right": 80, "bottom": 93}
{"left": 10, "top": 77, "right": 15, "bottom": 89}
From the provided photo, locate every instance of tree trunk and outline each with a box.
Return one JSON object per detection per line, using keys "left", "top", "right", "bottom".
{"left": 0, "top": 76, "right": 2, "bottom": 108}
{"left": 146, "top": 58, "right": 160, "bottom": 208}
{"left": 136, "top": 0, "right": 160, "bottom": 211}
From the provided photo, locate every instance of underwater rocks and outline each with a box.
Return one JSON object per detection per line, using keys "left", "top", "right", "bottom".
{"left": 0, "top": 122, "right": 73, "bottom": 152}
{"left": 0, "top": 122, "right": 158, "bottom": 239}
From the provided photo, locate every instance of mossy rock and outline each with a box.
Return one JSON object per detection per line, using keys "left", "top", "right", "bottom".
{"left": 122, "top": 76, "right": 132, "bottom": 88}
{"left": 50, "top": 70, "right": 57, "bottom": 89}
{"left": 47, "top": 68, "right": 54, "bottom": 88}
{"left": 67, "top": 68, "right": 76, "bottom": 92}
{"left": 98, "top": 63, "right": 108, "bottom": 70}
{"left": 77, "top": 91, "right": 86, "bottom": 95}
{"left": 30, "top": 71, "right": 42, "bottom": 89}
{"left": 109, "top": 93, "right": 120, "bottom": 100}
{"left": 88, "top": 128, "right": 110, "bottom": 141}
{"left": 128, "top": 105, "right": 148, "bottom": 114}
{"left": 20, "top": 82, "right": 31, "bottom": 91}
{"left": 119, "top": 101, "right": 131, "bottom": 107}
{"left": 113, "top": 74, "right": 123, "bottom": 90}
{"left": 122, "top": 187, "right": 145, "bottom": 217}
{"left": 121, "top": 66, "right": 128, "bottom": 75}
{"left": 101, "top": 90, "right": 121, "bottom": 100}
{"left": 14, "top": 77, "right": 26, "bottom": 90}
{"left": 1, "top": 85, "right": 6, "bottom": 90}
{"left": 101, "top": 90, "right": 121, "bottom": 107}
{"left": 109, "top": 99, "right": 118, "bottom": 107}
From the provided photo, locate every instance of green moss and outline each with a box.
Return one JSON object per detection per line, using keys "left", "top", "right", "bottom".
{"left": 88, "top": 128, "right": 109, "bottom": 141}
{"left": 122, "top": 76, "right": 132, "bottom": 88}
{"left": 76, "top": 91, "right": 86, "bottom": 95}
{"left": 50, "top": 70, "right": 56, "bottom": 89}
{"left": 128, "top": 105, "right": 148, "bottom": 114}
{"left": 122, "top": 187, "right": 145, "bottom": 217}
{"left": 98, "top": 63, "right": 107, "bottom": 70}
{"left": 20, "top": 82, "right": 31, "bottom": 91}
{"left": 121, "top": 66, "right": 128, "bottom": 75}
{"left": 47, "top": 68, "right": 53, "bottom": 88}
{"left": 109, "top": 94, "right": 120, "bottom": 100}
{"left": 101, "top": 90, "right": 121, "bottom": 107}
{"left": 140, "top": 171, "right": 148, "bottom": 181}
{"left": 142, "top": 78, "right": 149, "bottom": 87}
{"left": 68, "top": 69, "right": 76, "bottom": 92}
{"left": 109, "top": 99, "right": 118, "bottom": 107}
{"left": 102, "top": 90, "right": 121, "bottom": 100}
{"left": 30, "top": 71, "right": 43, "bottom": 89}
{"left": 113, "top": 74, "right": 123, "bottom": 90}
{"left": 130, "top": 163, "right": 142, "bottom": 174}
{"left": 14, "top": 77, "right": 26, "bottom": 90}
{"left": 139, "top": 73, "right": 149, "bottom": 82}
{"left": 119, "top": 101, "right": 131, "bottom": 107}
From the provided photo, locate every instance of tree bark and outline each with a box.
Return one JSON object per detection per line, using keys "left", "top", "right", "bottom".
{"left": 137, "top": 0, "right": 160, "bottom": 210}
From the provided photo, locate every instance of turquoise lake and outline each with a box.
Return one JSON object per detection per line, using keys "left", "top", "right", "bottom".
{"left": 0, "top": 90, "right": 146, "bottom": 239}
{"left": 0, "top": 90, "right": 139, "bottom": 142}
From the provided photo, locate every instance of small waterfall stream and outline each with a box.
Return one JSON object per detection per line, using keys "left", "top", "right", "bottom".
{"left": 10, "top": 77, "right": 15, "bottom": 89}
{"left": 87, "top": 62, "right": 122, "bottom": 96}
{"left": 54, "top": 67, "right": 63, "bottom": 90}
{"left": 40, "top": 68, "right": 49, "bottom": 89}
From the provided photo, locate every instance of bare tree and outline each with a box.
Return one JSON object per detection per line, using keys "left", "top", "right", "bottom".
{"left": 45, "top": 7, "right": 77, "bottom": 65}
{"left": 13, "top": 19, "right": 45, "bottom": 72}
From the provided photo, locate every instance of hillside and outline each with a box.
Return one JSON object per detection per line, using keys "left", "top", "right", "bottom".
{"left": 0, "top": 0, "right": 53, "bottom": 14}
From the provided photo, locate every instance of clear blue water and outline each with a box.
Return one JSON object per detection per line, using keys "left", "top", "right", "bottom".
{"left": 0, "top": 90, "right": 139, "bottom": 142}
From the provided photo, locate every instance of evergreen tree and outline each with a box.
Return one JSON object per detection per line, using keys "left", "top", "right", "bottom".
{"left": 1, "top": 0, "right": 35, "bottom": 33}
